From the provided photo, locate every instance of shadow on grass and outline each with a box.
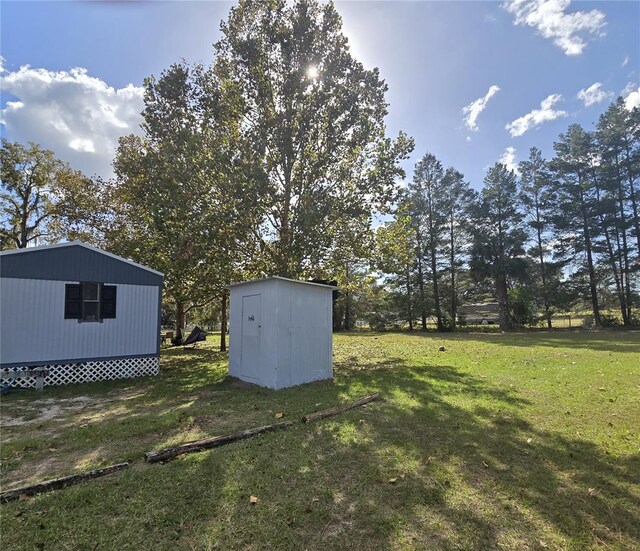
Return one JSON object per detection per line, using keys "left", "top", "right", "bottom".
{"left": 1, "top": 342, "right": 638, "bottom": 549}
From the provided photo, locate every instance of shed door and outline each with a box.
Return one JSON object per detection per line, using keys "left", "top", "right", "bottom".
{"left": 241, "top": 294, "right": 261, "bottom": 381}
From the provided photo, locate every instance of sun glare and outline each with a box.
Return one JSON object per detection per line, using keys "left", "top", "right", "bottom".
{"left": 306, "top": 65, "right": 319, "bottom": 79}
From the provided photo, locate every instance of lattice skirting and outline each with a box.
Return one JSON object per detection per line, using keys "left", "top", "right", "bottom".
{"left": 1, "top": 356, "right": 160, "bottom": 388}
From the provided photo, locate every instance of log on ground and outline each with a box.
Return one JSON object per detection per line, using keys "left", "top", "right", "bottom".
{"left": 302, "top": 393, "right": 380, "bottom": 423}
{"left": 145, "top": 420, "right": 294, "bottom": 463}
{"left": 0, "top": 462, "right": 129, "bottom": 503}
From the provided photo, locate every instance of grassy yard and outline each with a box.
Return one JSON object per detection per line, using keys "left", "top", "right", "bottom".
{"left": 1, "top": 331, "right": 638, "bottom": 550}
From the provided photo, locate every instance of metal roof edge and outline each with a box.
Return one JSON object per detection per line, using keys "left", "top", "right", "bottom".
{"left": 229, "top": 275, "right": 337, "bottom": 290}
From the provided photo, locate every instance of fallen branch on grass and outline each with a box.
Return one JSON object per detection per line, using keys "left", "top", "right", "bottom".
{"left": 0, "top": 462, "right": 129, "bottom": 503}
{"left": 302, "top": 393, "right": 380, "bottom": 423}
{"left": 144, "top": 421, "right": 294, "bottom": 463}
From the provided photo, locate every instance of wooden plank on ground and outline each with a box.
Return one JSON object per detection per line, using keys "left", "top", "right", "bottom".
{"left": 0, "top": 462, "right": 129, "bottom": 503}
{"left": 144, "top": 421, "right": 294, "bottom": 463}
{"left": 302, "top": 393, "right": 380, "bottom": 423}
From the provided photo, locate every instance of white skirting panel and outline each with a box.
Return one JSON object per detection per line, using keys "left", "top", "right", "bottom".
{"left": 1, "top": 356, "right": 159, "bottom": 388}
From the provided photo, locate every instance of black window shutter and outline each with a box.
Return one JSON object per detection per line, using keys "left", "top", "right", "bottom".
{"left": 101, "top": 285, "right": 117, "bottom": 319}
{"left": 65, "top": 284, "right": 82, "bottom": 319}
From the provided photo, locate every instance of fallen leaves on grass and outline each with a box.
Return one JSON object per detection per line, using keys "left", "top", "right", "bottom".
{"left": 388, "top": 478, "right": 398, "bottom": 484}
{"left": 274, "top": 412, "right": 284, "bottom": 419}
{"left": 588, "top": 488, "right": 598, "bottom": 497}
{"left": 249, "top": 495, "right": 259, "bottom": 504}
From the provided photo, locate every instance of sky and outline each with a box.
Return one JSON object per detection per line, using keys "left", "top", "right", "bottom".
{"left": 1, "top": 0, "right": 639, "bottom": 189}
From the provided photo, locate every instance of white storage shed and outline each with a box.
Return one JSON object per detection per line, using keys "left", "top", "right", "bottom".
{"left": 0, "top": 242, "right": 163, "bottom": 388}
{"left": 229, "top": 277, "right": 334, "bottom": 389}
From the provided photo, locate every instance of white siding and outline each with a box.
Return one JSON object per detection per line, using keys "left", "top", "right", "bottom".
{"left": 0, "top": 278, "right": 159, "bottom": 366}
{"left": 229, "top": 278, "right": 333, "bottom": 389}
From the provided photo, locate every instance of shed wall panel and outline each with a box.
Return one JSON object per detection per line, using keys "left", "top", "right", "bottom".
{"left": 229, "top": 278, "right": 333, "bottom": 389}
{"left": 287, "top": 283, "right": 332, "bottom": 387}
{"left": 0, "top": 278, "right": 160, "bottom": 366}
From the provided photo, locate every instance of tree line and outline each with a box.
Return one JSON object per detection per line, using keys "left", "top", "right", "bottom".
{"left": 377, "top": 100, "right": 640, "bottom": 331}
{"left": 1, "top": 0, "right": 638, "bottom": 339}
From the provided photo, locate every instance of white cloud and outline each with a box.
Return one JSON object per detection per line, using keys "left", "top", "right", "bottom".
{"left": 0, "top": 64, "right": 144, "bottom": 178}
{"left": 462, "top": 85, "right": 500, "bottom": 131}
{"left": 577, "top": 82, "right": 612, "bottom": 107}
{"left": 621, "top": 82, "right": 637, "bottom": 97}
{"left": 505, "top": 94, "right": 568, "bottom": 137}
{"left": 624, "top": 86, "right": 640, "bottom": 111}
{"left": 499, "top": 146, "right": 520, "bottom": 175}
{"left": 502, "top": 0, "right": 606, "bottom": 56}
{"left": 466, "top": 136, "right": 472, "bottom": 142}
{"left": 622, "top": 55, "right": 629, "bottom": 68}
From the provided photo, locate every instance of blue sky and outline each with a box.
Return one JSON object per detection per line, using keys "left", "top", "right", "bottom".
{"left": 1, "top": 1, "right": 638, "bottom": 188}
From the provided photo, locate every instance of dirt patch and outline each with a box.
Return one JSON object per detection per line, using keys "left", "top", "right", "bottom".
{"left": 0, "top": 396, "right": 96, "bottom": 427}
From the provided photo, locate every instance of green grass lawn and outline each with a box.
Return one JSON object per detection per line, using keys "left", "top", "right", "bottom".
{"left": 1, "top": 331, "right": 639, "bottom": 550}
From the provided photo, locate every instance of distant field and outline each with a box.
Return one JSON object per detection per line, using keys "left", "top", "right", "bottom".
{"left": 1, "top": 330, "right": 639, "bottom": 550}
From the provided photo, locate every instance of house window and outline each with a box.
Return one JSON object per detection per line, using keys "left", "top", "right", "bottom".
{"left": 65, "top": 283, "right": 117, "bottom": 321}
{"left": 83, "top": 283, "right": 100, "bottom": 321}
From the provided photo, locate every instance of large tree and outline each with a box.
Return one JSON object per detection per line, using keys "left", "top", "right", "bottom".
{"left": 376, "top": 209, "right": 417, "bottom": 330}
{"left": 552, "top": 124, "right": 602, "bottom": 326}
{"left": 213, "top": 0, "right": 413, "bottom": 278}
{"left": 0, "top": 139, "right": 91, "bottom": 249}
{"left": 470, "top": 163, "right": 527, "bottom": 331}
{"left": 441, "top": 167, "right": 476, "bottom": 328}
{"left": 409, "top": 153, "right": 445, "bottom": 330}
{"left": 595, "top": 100, "right": 639, "bottom": 325}
{"left": 110, "top": 62, "right": 256, "bottom": 343}
{"left": 518, "top": 147, "right": 556, "bottom": 328}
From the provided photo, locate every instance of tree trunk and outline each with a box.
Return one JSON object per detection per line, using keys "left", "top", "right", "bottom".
{"left": 406, "top": 267, "right": 413, "bottom": 331}
{"left": 594, "top": 179, "right": 625, "bottom": 324}
{"left": 623, "top": 143, "right": 640, "bottom": 254}
{"left": 449, "top": 214, "right": 457, "bottom": 329}
{"left": 344, "top": 263, "right": 353, "bottom": 330}
{"left": 537, "top": 226, "right": 552, "bottom": 329}
{"left": 427, "top": 200, "right": 442, "bottom": 331}
{"left": 496, "top": 272, "right": 511, "bottom": 332}
{"left": 534, "top": 204, "right": 552, "bottom": 328}
{"left": 615, "top": 160, "right": 631, "bottom": 326}
{"left": 415, "top": 232, "right": 427, "bottom": 331}
{"left": 578, "top": 179, "right": 601, "bottom": 327}
{"left": 175, "top": 301, "right": 186, "bottom": 344}
{"left": 220, "top": 290, "right": 228, "bottom": 352}
{"left": 496, "top": 215, "right": 511, "bottom": 332}
{"left": 19, "top": 192, "right": 29, "bottom": 248}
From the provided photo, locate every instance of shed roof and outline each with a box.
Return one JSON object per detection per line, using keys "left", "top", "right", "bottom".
{"left": 0, "top": 241, "right": 163, "bottom": 286}
{"left": 230, "top": 276, "right": 336, "bottom": 290}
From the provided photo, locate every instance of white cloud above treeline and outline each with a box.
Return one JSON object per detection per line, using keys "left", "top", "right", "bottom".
{"left": 624, "top": 86, "right": 640, "bottom": 111}
{"left": 505, "top": 94, "right": 567, "bottom": 137}
{"left": 577, "top": 82, "right": 612, "bottom": 107}
{"left": 462, "top": 85, "right": 500, "bottom": 132}
{"left": 0, "top": 61, "right": 143, "bottom": 178}
{"left": 499, "top": 146, "right": 520, "bottom": 175}
{"left": 502, "top": 0, "right": 606, "bottom": 56}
